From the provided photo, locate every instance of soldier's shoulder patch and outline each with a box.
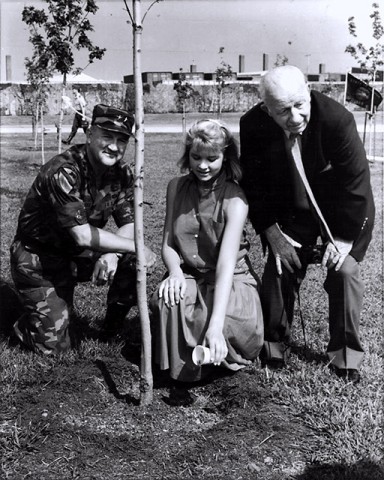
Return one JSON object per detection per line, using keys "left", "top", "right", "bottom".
{"left": 54, "top": 168, "right": 78, "bottom": 195}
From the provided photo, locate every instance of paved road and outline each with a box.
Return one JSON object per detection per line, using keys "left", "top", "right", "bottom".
{"left": 1, "top": 116, "right": 382, "bottom": 161}
{"left": 1, "top": 122, "right": 383, "bottom": 134}
{"left": 0, "top": 125, "right": 186, "bottom": 134}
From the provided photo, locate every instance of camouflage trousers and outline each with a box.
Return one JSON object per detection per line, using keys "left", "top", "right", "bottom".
{"left": 10, "top": 239, "right": 137, "bottom": 354}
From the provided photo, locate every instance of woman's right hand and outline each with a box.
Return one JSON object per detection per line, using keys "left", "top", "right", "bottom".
{"left": 158, "top": 270, "right": 187, "bottom": 307}
{"left": 205, "top": 326, "right": 228, "bottom": 366}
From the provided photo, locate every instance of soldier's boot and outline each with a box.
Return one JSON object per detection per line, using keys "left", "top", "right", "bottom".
{"left": 98, "top": 303, "right": 133, "bottom": 342}
{"left": 62, "top": 133, "right": 75, "bottom": 145}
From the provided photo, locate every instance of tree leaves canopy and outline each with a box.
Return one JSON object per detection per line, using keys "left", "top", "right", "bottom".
{"left": 345, "top": 2, "right": 384, "bottom": 81}
{"left": 22, "top": 0, "right": 106, "bottom": 78}
{"left": 215, "top": 47, "right": 233, "bottom": 91}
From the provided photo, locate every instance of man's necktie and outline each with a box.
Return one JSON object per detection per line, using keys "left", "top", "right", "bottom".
{"left": 288, "top": 134, "right": 310, "bottom": 211}
{"left": 289, "top": 133, "right": 336, "bottom": 245}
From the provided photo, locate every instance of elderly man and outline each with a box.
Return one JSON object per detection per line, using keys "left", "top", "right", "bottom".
{"left": 240, "top": 65, "right": 374, "bottom": 383}
{"left": 10, "top": 104, "right": 156, "bottom": 354}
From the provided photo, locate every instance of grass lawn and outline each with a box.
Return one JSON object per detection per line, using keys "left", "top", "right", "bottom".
{"left": 0, "top": 124, "right": 383, "bottom": 480}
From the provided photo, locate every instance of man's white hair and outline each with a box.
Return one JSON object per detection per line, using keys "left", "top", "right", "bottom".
{"left": 259, "top": 65, "right": 307, "bottom": 102}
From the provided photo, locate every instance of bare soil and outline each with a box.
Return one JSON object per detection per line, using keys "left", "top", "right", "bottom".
{"left": 2, "top": 302, "right": 383, "bottom": 480}
{"left": 0, "top": 338, "right": 327, "bottom": 480}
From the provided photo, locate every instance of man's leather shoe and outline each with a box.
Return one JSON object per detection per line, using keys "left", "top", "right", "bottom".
{"left": 331, "top": 365, "right": 361, "bottom": 384}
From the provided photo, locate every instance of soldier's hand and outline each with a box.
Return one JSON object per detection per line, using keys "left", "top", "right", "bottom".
{"left": 144, "top": 247, "right": 157, "bottom": 270}
{"left": 92, "top": 253, "right": 119, "bottom": 286}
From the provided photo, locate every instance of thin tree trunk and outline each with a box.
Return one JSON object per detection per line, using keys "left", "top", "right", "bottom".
{"left": 32, "top": 113, "right": 36, "bottom": 139}
{"left": 368, "top": 68, "right": 377, "bottom": 161}
{"left": 58, "top": 74, "right": 67, "bottom": 153}
{"left": 41, "top": 104, "right": 45, "bottom": 165}
{"left": 34, "top": 104, "right": 39, "bottom": 149}
{"left": 182, "top": 102, "right": 186, "bottom": 136}
{"left": 363, "top": 111, "right": 368, "bottom": 147}
{"left": 218, "top": 89, "right": 223, "bottom": 119}
{"left": 133, "top": 0, "right": 153, "bottom": 406}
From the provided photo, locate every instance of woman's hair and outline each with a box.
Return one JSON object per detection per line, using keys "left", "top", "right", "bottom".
{"left": 178, "top": 119, "right": 242, "bottom": 182}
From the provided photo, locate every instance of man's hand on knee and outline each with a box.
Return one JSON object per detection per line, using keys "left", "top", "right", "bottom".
{"left": 265, "top": 224, "right": 302, "bottom": 274}
{"left": 92, "top": 253, "right": 119, "bottom": 285}
{"left": 321, "top": 238, "right": 353, "bottom": 271}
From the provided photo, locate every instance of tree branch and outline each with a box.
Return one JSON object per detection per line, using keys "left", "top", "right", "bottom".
{"left": 123, "top": 0, "right": 134, "bottom": 25}
{"left": 142, "top": 0, "right": 163, "bottom": 23}
{"left": 71, "top": 3, "right": 93, "bottom": 42}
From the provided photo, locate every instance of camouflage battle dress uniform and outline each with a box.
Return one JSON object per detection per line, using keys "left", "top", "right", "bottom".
{"left": 10, "top": 144, "right": 136, "bottom": 354}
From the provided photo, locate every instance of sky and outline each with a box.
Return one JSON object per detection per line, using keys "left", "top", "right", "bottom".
{"left": 0, "top": 0, "right": 378, "bottom": 82}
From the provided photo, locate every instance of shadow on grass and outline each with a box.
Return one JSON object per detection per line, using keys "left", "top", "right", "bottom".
{"left": 70, "top": 310, "right": 101, "bottom": 346}
{"left": 0, "top": 279, "right": 23, "bottom": 337}
{"left": 291, "top": 343, "right": 329, "bottom": 365}
{"left": 95, "top": 359, "right": 139, "bottom": 406}
{"left": 294, "top": 460, "right": 384, "bottom": 480}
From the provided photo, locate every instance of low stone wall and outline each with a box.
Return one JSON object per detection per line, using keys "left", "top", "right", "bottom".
{"left": 0, "top": 83, "right": 128, "bottom": 117}
{"left": 0, "top": 81, "right": 349, "bottom": 116}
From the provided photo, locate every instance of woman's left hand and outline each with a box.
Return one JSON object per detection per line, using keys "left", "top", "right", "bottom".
{"left": 205, "top": 327, "right": 228, "bottom": 366}
{"left": 158, "top": 270, "right": 186, "bottom": 307}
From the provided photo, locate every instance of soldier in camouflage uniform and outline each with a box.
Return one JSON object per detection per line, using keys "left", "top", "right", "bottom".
{"left": 10, "top": 104, "right": 156, "bottom": 354}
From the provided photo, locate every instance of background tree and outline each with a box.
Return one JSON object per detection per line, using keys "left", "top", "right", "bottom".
{"left": 345, "top": 2, "right": 384, "bottom": 83}
{"left": 25, "top": 60, "right": 53, "bottom": 164}
{"left": 123, "top": 0, "right": 163, "bottom": 406}
{"left": 174, "top": 68, "right": 195, "bottom": 135}
{"left": 274, "top": 54, "right": 289, "bottom": 67}
{"left": 214, "top": 47, "right": 233, "bottom": 119}
{"left": 346, "top": 2, "right": 384, "bottom": 154}
{"left": 24, "top": 35, "right": 53, "bottom": 152}
{"left": 22, "top": 0, "right": 106, "bottom": 152}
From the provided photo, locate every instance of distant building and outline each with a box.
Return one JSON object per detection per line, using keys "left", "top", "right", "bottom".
{"left": 172, "top": 71, "right": 205, "bottom": 82}
{"left": 236, "top": 71, "right": 266, "bottom": 83}
{"left": 123, "top": 71, "right": 173, "bottom": 84}
{"left": 123, "top": 70, "right": 238, "bottom": 85}
{"left": 49, "top": 72, "right": 105, "bottom": 84}
{"left": 351, "top": 67, "right": 383, "bottom": 81}
{"left": 122, "top": 63, "right": 382, "bottom": 87}
{"left": 308, "top": 73, "right": 346, "bottom": 82}
{"left": 307, "top": 74, "right": 320, "bottom": 82}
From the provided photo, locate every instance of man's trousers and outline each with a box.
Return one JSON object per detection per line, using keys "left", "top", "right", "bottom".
{"left": 10, "top": 240, "right": 137, "bottom": 354}
{"left": 261, "top": 252, "right": 365, "bottom": 370}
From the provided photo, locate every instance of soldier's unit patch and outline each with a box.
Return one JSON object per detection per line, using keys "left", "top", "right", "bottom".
{"left": 55, "top": 169, "right": 74, "bottom": 194}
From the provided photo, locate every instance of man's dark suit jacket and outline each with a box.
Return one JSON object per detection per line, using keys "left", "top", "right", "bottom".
{"left": 239, "top": 90, "right": 375, "bottom": 262}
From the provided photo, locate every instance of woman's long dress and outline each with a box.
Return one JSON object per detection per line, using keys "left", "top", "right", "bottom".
{"left": 151, "top": 172, "right": 263, "bottom": 382}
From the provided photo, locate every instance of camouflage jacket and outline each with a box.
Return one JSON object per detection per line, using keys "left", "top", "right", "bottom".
{"left": 15, "top": 144, "right": 134, "bottom": 256}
